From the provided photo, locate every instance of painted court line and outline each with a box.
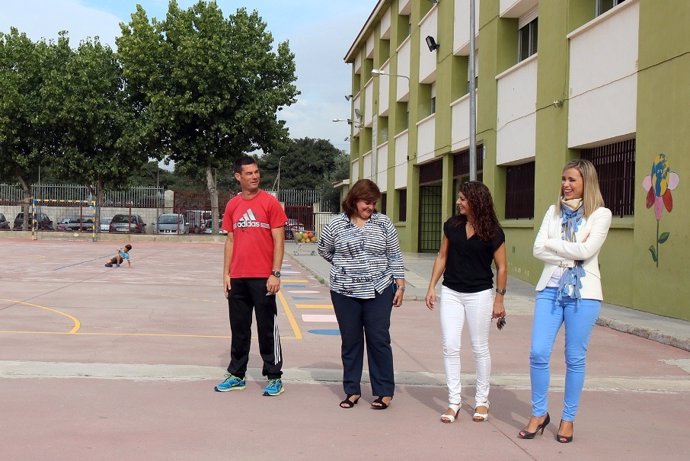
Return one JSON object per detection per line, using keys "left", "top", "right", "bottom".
{"left": 277, "top": 290, "right": 302, "bottom": 340}
{"left": 286, "top": 290, "right": 320, "bottom": 294}
{"left": 0, "top": 298, "right": 80, "bottom": 334}
{"left": 302, "top": 314, "right": 337, "bottom": 323}
{"left": 296, "top": 304, "right": 333, "bottom": 309}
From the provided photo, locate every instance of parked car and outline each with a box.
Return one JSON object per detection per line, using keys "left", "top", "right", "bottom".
{"left": 108, "top": 214, "right": 147, "bottom": 234}
{"left": 156, "top": 213, "right": 189, "bottom": 235}
{"left": 0, "top": 213, "right": 9, "bottom": 230}
{"left": 99, "top": 218, "right": 112, "bottom": 232}
{"left": 284, "top": 218, "right": 305, "bottom": 240}
{"left": 56, "top": 217, "right": 95, "bottom": 232}
{"left": 13, "top": 212, "right": 53, "bottom": 231}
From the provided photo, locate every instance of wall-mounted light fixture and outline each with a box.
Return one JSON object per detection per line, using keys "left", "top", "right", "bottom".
{"left": 425, "top": 35, "right": 439, "bottom": 52}
{"left": 552, "top": 99, "right": 564, "bottom": 109}
{"left": 345, "top": 94, "right": 353, "bottom": 101}
{"left": 428, "top": 0, "right": 440, "bottom": 3}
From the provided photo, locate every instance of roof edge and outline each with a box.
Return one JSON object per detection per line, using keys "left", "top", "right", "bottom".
{"left": 344, "top": 0, "right": 386, "bottom": 63}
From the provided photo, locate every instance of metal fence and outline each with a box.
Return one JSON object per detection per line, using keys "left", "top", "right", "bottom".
{"left": 0, "top": 184, "right": 339, "bottom": 237}
{"left": 0, "top": 183, "right": 163, "bottom": 208}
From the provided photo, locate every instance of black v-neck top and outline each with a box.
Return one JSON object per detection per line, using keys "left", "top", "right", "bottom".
{"left": 442, "top": 218, "right": 505, "bottom": 293}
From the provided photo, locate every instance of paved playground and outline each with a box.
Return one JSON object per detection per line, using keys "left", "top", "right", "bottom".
{"left": 0, "top": 236, "right": 688, "bottom": 460}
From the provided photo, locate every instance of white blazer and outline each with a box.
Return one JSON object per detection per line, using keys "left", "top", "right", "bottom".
{"left": 533, "top": 205, "right": 612, "bottom": 300}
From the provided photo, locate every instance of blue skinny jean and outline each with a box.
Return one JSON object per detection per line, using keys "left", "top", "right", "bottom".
{"left": 529, "top": 287, "right": 601, "bottom": 421}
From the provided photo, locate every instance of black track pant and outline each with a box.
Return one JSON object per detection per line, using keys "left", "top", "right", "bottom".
{"left": 226, "top": 278, "right": 283, "bottom": 379}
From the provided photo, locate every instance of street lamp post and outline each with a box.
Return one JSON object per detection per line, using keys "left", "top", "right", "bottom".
{"left": 469, "top": 0, "right": 477, "bottom": 181}
{"left": 371, "top": 68, "right": 410, "bottom": 82}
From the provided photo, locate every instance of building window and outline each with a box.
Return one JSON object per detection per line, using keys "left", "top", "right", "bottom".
{"left": 378, "top": 116, "right": 388, "bottom": 143}
{"left": 466, "top": 50, "right": 479, "bottom": 93}
{"left": 518, "top": 18, "right": 538, "bottom": 62}
{"left": 380, "top": 192, "right": 387, "bottom": 214}
{"left": 505, "top": 162, "right": 535, "bottom": 219}
{"left": 582, "top": 138, "right": 635, "bottom": 217}
{"left": 597, "top": 0, "right": 626, "bottom": 16}
{"left": 397, "top": 188, "right": 407, "bottom": 222}
{"left": 452, "top": 145, "right": 484, "bottom": 186}
{"left": 430, "top": 83, "right": 436, "bottom": 114}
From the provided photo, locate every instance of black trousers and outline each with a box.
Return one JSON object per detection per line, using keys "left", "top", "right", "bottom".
{"left": 227, "top": 278, "right": 283, "bottom": 379}
{"left": 330, "top": 284, "right": 395, "bottom": 397}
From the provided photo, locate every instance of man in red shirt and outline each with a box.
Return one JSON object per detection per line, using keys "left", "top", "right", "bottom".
{"left": 215, "top": 156, "right": 288, "bottom": 396}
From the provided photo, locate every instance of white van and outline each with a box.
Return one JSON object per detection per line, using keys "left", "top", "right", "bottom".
{"left": 156, "top": 213, "right": 189, "bottom": 235}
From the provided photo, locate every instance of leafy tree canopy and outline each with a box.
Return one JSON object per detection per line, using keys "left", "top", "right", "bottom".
{"left": 0, "top": 28, "right": 71, "bottom": 191}
{"left": 260, "top": 137, "right": 348, "bottom": 191}
{"left": 117, "top": 0, "right": 299, "bottom": 230}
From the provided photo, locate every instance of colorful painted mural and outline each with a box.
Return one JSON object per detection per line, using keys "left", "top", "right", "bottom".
{"left": 641, "top": 153, "right": 680, "bottom": 267}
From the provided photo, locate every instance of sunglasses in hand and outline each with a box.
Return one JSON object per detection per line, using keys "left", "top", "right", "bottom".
{"left": 496, "top": 317, "right": 507, "bottom": 330}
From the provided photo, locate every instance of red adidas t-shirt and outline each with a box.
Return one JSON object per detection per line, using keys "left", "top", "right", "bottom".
{"left": 221, "top": 190, "right": 287, "bottom": 278}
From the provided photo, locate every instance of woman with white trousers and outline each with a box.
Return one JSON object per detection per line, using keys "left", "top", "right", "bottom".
{"left": 425, "top": 181, "right": 507, "bottom": 423}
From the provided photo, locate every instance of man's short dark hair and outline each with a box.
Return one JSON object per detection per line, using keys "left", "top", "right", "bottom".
{"left": 234, "top": 156, "right": 258, "bottom": 174}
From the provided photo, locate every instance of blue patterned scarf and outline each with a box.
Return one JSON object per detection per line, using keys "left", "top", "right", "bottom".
{"left": 557, "top": 199, "right": 585, "bottom": 302}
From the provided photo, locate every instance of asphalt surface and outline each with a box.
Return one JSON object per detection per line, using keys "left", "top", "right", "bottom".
{"left": 0, "top": 235, "right": 688, "bottom": 460}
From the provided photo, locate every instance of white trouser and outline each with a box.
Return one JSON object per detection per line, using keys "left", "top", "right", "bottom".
{"left": 439, "top": 286, "right": 493, "bottom": 408}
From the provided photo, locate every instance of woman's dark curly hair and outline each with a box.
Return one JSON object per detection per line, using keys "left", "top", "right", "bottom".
{"left": 451, "top": 181, "right": 500, "bottom": 241}
{"left": 342, "top": 179, "right": 381, "bottom": 217}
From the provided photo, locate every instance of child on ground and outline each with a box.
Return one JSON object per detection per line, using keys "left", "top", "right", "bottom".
{"left": 105, "top": 244, "right": 132, "bottom": 268}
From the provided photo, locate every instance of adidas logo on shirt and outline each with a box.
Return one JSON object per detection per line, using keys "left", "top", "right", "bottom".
{"left": 235, "top": 209, "right": 269, "bottom": 229}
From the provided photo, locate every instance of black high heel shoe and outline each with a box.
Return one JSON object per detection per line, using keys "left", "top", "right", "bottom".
{"left": 556, "top": 420, "right": 574, "bottom": 443}
{"left": 518, "top": 413, "right": 551, "bottom": 439}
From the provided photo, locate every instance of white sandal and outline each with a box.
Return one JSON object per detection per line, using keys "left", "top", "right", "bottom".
{"left": 440, "top": 403, "right": 461, "bottom": 423}
{"left": 472, "top": 404, "right": 489, "bottom": 422}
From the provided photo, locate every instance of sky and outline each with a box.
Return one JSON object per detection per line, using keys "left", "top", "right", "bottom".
{"left": 0, "top": 0, "right": 375, "bottom": 154}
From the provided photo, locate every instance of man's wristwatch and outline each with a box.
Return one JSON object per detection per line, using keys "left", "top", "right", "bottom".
{"left": 271, "top": 271, "right": 281, "bottom": 278}
{"left": 496, "top": 288, "right": 507, "bottom": 295}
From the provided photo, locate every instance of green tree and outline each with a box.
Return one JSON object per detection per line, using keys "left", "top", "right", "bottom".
{"left": 260, "top": 137, "right": 348, "bottom": 208}
{"left": 117, "top": 1, "right": 299, "bottom": 233}
{"left": 0, "top": 29, "right": 71, "bottom": 228}
{"left": 48, "top": 37, "right": 146, "bottom": 215}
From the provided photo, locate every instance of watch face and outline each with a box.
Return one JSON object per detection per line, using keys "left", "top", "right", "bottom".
{"left": 272, "top": 271, "right": 281, "bottom": 277}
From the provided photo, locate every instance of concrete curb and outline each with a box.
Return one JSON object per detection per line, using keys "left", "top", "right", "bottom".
{"left": 597, "top": 317, "right": 690, "bottom": 352}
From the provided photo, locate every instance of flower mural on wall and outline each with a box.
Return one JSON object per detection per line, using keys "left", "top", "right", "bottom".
{"left": 642, "top": 153, "right": 680, "bottom": 267}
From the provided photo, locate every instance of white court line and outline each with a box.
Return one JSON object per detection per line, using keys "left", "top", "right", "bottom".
{"left": 302, "top": 314, "right": 337, "bottom": 323}
{"left": 288, "top": 290, "right": 320, "bottom": 294}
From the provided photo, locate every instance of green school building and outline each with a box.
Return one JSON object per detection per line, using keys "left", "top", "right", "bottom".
{"left": 343, "top": 0, "right": 688, "bottom": 320}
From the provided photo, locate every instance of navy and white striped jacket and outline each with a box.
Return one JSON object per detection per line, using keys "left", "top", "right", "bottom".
{"left": 318, "top": 212, "right": 405, "bottom": 299}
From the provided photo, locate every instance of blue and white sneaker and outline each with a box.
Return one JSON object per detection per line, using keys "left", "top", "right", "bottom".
{"left": 263, "top": 379, "right": 284, "bottom": 396}
{"left": 214, "top": 374, "right": 246, "bottom": 392}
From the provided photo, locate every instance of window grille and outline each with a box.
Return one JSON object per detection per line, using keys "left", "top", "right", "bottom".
{"left": 582, "top": 139, "right": 635, "bottom": 217}
{"left": 505, "top": 162, "right": 535, "bottom": 219}
{"left": 397, "top": 188, "right": 407, "bottom": 222}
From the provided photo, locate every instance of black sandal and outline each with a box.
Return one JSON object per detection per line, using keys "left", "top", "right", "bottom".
{"left": 339, "top": 394, "right": 360, "bottom": 409}
{"left": 371, "top": 396, "right": 392, "bottom": 410}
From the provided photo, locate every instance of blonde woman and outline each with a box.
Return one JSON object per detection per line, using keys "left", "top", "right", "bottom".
{"left": 518, "top": 159, "right": 611, "bottom": 443}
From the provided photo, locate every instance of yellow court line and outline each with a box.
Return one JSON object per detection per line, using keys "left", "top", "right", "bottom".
{"left": 281, "top": 278, "right": 309, "bottom": 283}
{"left": 295, "top": 304, "right": 333, "bottom": 309}
{"left": 0, "top": 330, "right": 301, "bottom": 340}
{"left": 277, "top": 290, "right": 302, "bottom": 340}
{"left": 0, "top": 298, "right": 80, "bottom": 334}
